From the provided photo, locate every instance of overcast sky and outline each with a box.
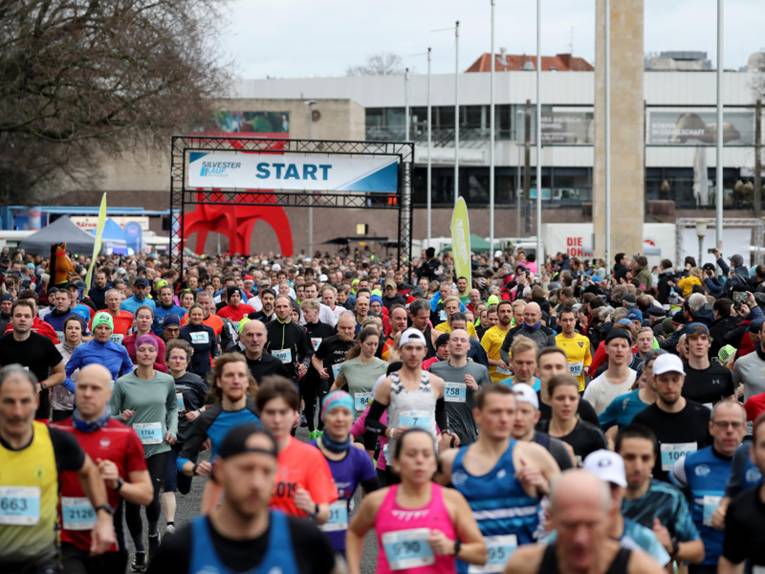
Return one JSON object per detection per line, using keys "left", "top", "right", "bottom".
{"left": 219, "top": 0, "right": 765, "bottom": 78}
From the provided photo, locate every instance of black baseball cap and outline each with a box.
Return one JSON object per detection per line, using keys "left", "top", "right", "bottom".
{"left": 217, "top": 424, "right": 277, "bottom": 460}
{"left": 134, "top": 278, "right": 149, "bottom": 288}
{"left": 685, "top": 322, "right": 710, "bottom": 337}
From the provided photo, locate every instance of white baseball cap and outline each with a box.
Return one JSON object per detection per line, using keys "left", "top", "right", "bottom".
{"left": 583, "top": 450, "right": 627, "bottom": 488}
{"left": 653, "top": 353, "right": 685, "bottom": 377}
{"left": 511, "top": 383, "right": 539, "bottom": 410}
{"left": 398, "top": 328, "right": 427, "bottom": 349}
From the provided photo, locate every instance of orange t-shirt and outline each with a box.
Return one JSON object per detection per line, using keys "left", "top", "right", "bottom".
{"left": 270, "top": 437, "right": 337, "bottom": 517}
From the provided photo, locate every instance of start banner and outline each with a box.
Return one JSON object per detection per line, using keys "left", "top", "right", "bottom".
{"left": 186, "top": 150, "right": 399, "bottom": 193}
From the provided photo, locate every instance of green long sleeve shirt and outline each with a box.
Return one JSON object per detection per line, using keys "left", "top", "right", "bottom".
{"left": 110, "top": 369, "right": 178, "bottom": 458}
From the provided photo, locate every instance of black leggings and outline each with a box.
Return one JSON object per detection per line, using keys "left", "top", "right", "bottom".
{"left": 125, "top": 451, "right": 169, "bottom": 552}
{"left": 301, "top": 378, "right": 330, "bottom": 431}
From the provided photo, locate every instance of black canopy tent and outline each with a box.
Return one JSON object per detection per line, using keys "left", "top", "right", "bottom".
{"left": 19, "top": 216, "right": 95, "bottom": 255}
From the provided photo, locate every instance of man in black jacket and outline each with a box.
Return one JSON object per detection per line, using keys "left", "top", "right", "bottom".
{"left": 265, "top": 296, "right": 312, "bottom": 383}
{"left": 240, "top": 320, "right": 288, "bottom": 383}
{"left": 709, "top": 298, "right": 739, "bottom": 359}
{"left": 500, "top": 301, "right": 556, "bottom": 365}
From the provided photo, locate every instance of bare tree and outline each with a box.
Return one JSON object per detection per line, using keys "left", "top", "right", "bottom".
{"left": 0, "top": 0, "right": 229, "bottom": 203}
{"left": 346, "top": 52, "right": 405, "bottom": 76}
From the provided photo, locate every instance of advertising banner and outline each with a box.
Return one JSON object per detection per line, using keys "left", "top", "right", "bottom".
{"left": 450, "top": 197, "right": 472, "bottom": 286}
{"left": 647, "top": 109, "right": 755, "bottom": 145}
{"left": 195, "top": 111, "right": 290, "bottom": 134}
{"left": 542, "top": 110, "right": 594, "bottom": 145}
{"left": 186, "top": 151, "right": 399, "bottom": 193}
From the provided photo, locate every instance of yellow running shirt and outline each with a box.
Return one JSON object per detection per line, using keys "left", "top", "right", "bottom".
{"left": 555, "top": 332, "right": 593, "bottom": 391}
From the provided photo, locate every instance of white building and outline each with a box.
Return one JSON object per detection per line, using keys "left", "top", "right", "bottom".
{"left": 234, "top": 66, "right": 763, "bottom": 219}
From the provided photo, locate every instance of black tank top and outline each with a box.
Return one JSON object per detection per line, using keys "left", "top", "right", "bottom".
{"left": 538, "top": 544, "right": 631, "bottom": 574}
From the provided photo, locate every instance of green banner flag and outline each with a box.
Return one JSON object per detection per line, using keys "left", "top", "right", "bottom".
{"left": 85, "top": 193, "right": 107, "bottom": 289}
{"left": 450, "top": 197, "right": 472, "bottom": 286}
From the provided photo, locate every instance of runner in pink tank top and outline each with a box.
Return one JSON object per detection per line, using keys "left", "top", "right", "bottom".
{"left": 346, "top": 428, "right": 487, "bottom": 574}
{"left": 375, "top": 482, "right": 456, "bottom": 573}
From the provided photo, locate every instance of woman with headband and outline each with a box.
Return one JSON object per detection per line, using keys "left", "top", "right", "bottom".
{"left": 312, "top": 391, "right": 379, "bottom": 556}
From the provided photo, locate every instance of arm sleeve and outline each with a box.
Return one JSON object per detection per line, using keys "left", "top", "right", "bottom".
{"left": 435, "top": 397, "right": 448, "bottom": 432}
{"left": 48, "top": 427, "right": 86, "bottom": 472}
{"left": 363, "top": 400, "right": 388, "bottom": 450}
{"left": 717, "top": 257, "right": 730, "bottom": 276}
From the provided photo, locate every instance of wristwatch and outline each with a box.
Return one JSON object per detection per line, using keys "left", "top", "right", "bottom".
{"left": 311, "top": 503, "right": 320, "bottom": 518}
{"left": 453, "top": 539, "right": 462, "bottom": 557}
{"left": 95, "top": 504, "right": 114, "bottom": 516}
{"left": 112, "top": 477, "right": 125, "bottom": 492}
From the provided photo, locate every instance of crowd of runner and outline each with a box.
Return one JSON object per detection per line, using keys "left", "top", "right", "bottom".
{"left": 3, "top": 243, "right": 765, "bottom": 573}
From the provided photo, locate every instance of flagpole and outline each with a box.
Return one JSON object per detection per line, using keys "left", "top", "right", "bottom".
{"left": 427, "top": 47, "right": 433, "bottom": 247}
{"left": 454, "top": 20, "right": 460, "bottom": 204}
{"left": 715, "top": 0, "right": 724, "bottom": 249}
{"left": 489, "top": 0, "right": 496, "bottom": 253}
{"left": 535, "top": 0, "right": 543, "bottom": 263}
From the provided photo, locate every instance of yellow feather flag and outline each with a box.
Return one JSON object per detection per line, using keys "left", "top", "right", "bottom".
{"left": 85, "top": 193, "right": 107, "bottom": 289}
{"left": 450, "top": 197, "right": 472, "bottom": 286}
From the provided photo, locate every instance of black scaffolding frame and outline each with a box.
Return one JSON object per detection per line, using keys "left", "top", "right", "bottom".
{"left": 169, "top": 136, "right": 414, "bottom": 277}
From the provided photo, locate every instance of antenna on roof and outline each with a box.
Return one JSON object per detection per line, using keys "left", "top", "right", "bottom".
{"left": 568, "top": 26, "right": 574, "bottom": 54}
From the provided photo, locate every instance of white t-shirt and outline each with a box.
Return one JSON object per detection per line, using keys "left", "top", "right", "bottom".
{"left": 583, "top": 369, "right": 637, "bottom": 414}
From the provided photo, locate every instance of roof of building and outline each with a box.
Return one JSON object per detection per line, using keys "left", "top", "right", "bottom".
{"left": 465, "top": 52, "right": 593, "bottom": 72}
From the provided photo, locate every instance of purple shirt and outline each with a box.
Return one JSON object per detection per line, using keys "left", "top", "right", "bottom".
{"left": 311, "top": 441, "right": 377, "bottom": 552}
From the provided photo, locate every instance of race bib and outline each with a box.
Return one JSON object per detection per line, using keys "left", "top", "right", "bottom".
{"left": 568, "top": 362, "right": 584, "bottom": 377}
{"left": 332, "top": 363, "right": 343, "bottom": 379}
{"left": 444, "top": 382, "right": 467, "bottom": 403}
{"left": 702, "top": 495, "right": 722, "bottom": 527}
{"left": 61, "top": 497, "right": 96, "bottom": 530}
{"left": 398, "top": 410, "right": 433, "bottom": 431}
{"left": 189, "top": 331, "right": 209, "bottom": 345}
{"left": 272, "top": 348, "right": 292, "bottom": 364}
{"left": 176, "top": 392, "right": 186, "bottom": 412}
{"left": 354, "top": 392, "right": 373, "bottom": 412}
{"left": 110, "top": 334, "right": 124, "bottom": 344}
{"left": 134, "top": 422, "right": 163, "bottom": 445}
{"left": 0, "top": 486, "right": 40, "bottom": 525}
{"left": 320, "top": 500, "right": 349, "bottom": 532}
{"left": 660, "top": 442, "right": 697, "bottom": 471}
{"left": 468, "top": 535, "right": 518, "bottom": 574}
{"left": 382, "top": 528, "right": 434, "bottom": 570}
{"left": 311, "top": 337, "right": 322, "bottom": 352}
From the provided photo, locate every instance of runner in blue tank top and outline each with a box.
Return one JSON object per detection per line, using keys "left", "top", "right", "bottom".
{"left": 148, "top": 424, "right": 335, "bottom": 574}
{"left": 439, "top": 384, "right": 560, "bottom": 574}
{"left": 671, "top": 400, "right": 750, "bottom": 574}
